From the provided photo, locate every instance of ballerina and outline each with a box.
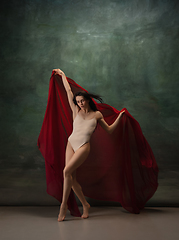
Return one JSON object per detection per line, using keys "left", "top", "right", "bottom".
{"left": 53, "top": 68, "right": 125, "bottom": 221}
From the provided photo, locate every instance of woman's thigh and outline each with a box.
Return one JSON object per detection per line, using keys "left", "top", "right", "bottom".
{"left": 65, "top": 141, "right": 76, "bottom": 178}
{"left": 65, "top": 141, "right": 74, "bottom": 165}
{"left": 64, "top": 143, "right": 90, "bottom": 175}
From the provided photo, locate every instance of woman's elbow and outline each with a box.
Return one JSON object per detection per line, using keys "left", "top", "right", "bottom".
{"left": 108, "top": 126, "right": 113, "bottom": 134}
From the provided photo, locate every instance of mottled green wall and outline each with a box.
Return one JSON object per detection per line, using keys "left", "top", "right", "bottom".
{"left": 0, "top": 0, "right": 179, "bottom": 206}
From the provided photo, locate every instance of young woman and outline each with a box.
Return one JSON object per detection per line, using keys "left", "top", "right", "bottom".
{"left": 53, "top": 68, "right": 125, "bottom": 222}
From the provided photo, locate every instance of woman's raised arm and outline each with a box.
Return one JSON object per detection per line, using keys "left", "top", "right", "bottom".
{"left": 53, "top": 69, "right": 79, "bottom": 116}
{"left": 96, "top": 110, "right": 125, "bottom": 134}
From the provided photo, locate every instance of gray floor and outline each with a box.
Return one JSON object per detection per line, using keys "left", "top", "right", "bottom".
{"left": 0, "top": 206, "right": 178, "bottom": 240}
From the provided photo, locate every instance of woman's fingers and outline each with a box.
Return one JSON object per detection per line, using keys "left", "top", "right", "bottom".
{"left": 53, "top": 69, "right": 64, "bottom": 75}
{"left": 119, "top": 110, "right": 125, "bottom": 116}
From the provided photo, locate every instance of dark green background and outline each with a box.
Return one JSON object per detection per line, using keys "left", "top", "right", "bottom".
{"left": 0, "top": 0, "right": 179, "bottom": 206}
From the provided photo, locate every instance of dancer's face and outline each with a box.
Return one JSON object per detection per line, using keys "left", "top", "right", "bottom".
{"left": 76, "top": 96, "right": 89, "bottom": 109}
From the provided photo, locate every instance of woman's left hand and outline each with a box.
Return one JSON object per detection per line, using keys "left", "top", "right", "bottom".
{"left": 119, "top": 110, "right": 125, "bottom": 117}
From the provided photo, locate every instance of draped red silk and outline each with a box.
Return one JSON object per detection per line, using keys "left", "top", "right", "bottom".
{"left": 37, "top": 71, "right": 159, "bottom": 216}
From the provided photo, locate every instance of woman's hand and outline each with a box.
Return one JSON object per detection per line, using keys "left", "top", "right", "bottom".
{"left": 119, "top": 110, "right": 125, "bottom": 117}
{"left": 53, "top": 68, "right": 65, "bottom": 76}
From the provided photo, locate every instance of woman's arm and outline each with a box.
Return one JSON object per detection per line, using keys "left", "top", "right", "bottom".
{"left": 53, "top": 69, "right": 79, "bottom": 116}
{"left": 96, "top": 110, "right": 125, "bottom": 134}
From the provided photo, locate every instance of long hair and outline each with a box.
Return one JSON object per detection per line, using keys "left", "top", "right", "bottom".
{"left": 73, "top": 91, "right": 103, "bottom": 111}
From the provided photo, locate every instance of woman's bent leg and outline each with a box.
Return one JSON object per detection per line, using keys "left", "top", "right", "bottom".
{"left": 58, "top": 142, "right": 90, "bottom": 222}
{"left": 72, "top": 171, "right": 90, "bottom": 219}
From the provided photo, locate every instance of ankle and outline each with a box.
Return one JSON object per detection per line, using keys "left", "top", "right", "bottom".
{"left": 83, "top": 202, "right": 90, "bottom": 207}
{"left": 61, "top": 203, "right": 68, "bottom": 208}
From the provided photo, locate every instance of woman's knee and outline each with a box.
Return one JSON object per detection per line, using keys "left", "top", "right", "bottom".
{"left": 63, "top": 167, "right": 71, "bottom": 179}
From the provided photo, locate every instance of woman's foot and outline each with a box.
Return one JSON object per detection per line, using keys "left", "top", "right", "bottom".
{"left": 81, "top": 203, "right": 90, "bottom": 219}
{"left": 58, "top": 204, "right": 68, "bottom": 222}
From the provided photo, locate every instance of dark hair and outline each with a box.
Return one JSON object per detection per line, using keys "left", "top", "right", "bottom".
{"left": 73, "top": 91, "right": 103, "bottom": 111}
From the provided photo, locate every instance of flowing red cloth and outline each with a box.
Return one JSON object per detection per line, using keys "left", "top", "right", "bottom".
{"left": 37, "top": 71, "right": 159, "bottom": 216}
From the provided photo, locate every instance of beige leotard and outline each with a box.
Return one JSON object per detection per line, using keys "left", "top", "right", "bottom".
{"left": 68, "top": 112, "right": 97, "bottom": 152}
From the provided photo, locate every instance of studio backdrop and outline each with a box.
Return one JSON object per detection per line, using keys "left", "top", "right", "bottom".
{"left": 0, "top": 0, "right": 179, "bottom": 206}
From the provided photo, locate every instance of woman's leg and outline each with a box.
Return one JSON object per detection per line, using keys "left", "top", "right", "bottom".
{"left": 72, "top": 171, "right": 90, "bottom": 219}
{"left": 58, "top": 142, "right": 90, "bottom": 221}
{"left": 58, "top": 141, "right": 74, "bottom": 222}
{"left": 65, "top": 142, "right": 90, "bottom": 218}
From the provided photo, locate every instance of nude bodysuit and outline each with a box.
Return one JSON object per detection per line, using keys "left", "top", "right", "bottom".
{"left": 68, "top": 112, "right": 97, "bottom": 152}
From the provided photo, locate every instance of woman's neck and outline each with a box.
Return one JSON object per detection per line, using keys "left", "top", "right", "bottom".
{"left": 81, "top": 107, "right": 91, "bottom": 114}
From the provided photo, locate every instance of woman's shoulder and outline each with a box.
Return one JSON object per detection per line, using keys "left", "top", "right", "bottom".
{"left": 95, "top": 111, "right": 103, "bottom": 120}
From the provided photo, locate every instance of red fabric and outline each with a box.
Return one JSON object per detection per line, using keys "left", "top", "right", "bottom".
{"left": 37, "top": 71, "right": 159, "bottom": 216}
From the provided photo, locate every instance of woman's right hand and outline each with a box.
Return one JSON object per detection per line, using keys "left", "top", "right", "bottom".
{"left": 53, "top": 68, "right": 65, "bottom": 76}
